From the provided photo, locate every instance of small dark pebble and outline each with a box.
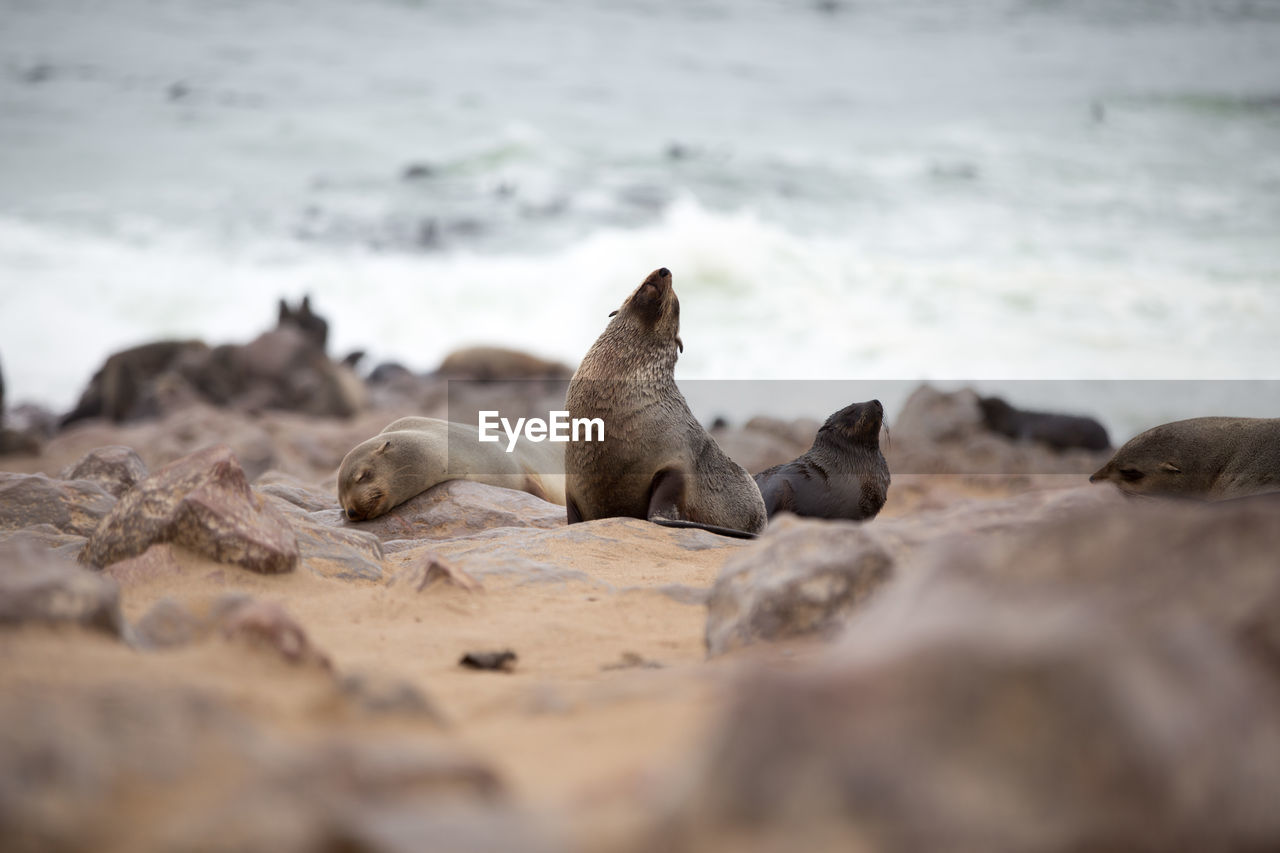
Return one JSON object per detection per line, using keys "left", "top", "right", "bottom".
{"left": 460, "top": 649, "right": 517, "bottom": 672}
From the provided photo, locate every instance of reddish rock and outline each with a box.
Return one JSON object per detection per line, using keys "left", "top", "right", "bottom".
{"left": 80, "top": 445, "right": 298, "bottom": 574}
{"left": 60, "top": 445, "right": 149, "bottom": 498}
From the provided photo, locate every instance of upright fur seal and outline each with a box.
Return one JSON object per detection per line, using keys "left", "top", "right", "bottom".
{"left": 1089, "top": 417, "right": 1280, "bottom": 500}
{"left": 565, "top": 267, "right": 766, "bottom": 537}
{"left": 753, "top": 399, "right": 890, "bottom": 521}
{"left": 338, "top": 416, "right": 566, "bottom": 521}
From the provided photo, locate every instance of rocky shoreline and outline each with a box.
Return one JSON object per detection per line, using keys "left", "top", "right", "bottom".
{"left": 2, "top": 317, "right": 1278, "bottom": 851}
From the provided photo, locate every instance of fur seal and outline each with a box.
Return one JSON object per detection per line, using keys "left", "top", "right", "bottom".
{"left": 564, "top": 267, "right": 767, "bottom": 538}
{"left": 338, "top": 416, "right": 566, "bottom": 521}
{"left": 753, "top": 399, "right": 890, "bottom": 521}
{"left": 1089, "top": 416, "right": 1280, "bottom": 500}
{"left": 978, "top": 395, "right": 1110, "bottom": 451}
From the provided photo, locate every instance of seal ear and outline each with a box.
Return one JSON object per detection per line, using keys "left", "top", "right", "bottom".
{"left": 1159, "top": 461, "right": 1182, "bottom": 474}
{"left": 676, "top": 335, "right": 684, "bottom": 353}
{"left": 608, "top": 310, "right": 619, "bottom": 317}
{"left": 374, "top": 440, "right": 392, "bottom": 456}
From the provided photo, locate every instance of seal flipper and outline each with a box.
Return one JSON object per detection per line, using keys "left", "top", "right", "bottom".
{"left": 649, "top": 467, "right": 758, "bottom": 538}
{"left": 647, "top": 467, "right": 688, "bottom": 521}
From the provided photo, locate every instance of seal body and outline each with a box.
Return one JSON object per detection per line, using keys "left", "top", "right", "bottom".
{"left": 753, "top": 399, "right": 890, "bottom": 521}
{"left": 565, "top": 267, "right": 766, "bottom": 536}
{"left": 338, "top": 416, "right": 566, "bottom": 521}
{"left": 978, "top": 395, "right": 1110, "bottom": 451}
{"left": 1089, "top": 416, "right": 1280, "bottom": 501}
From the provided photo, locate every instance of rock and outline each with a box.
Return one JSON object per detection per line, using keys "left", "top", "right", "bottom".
{"left": 338, "top": 479, "right": 565, "bottom": 543}
{"left": 394, "top": 516, "right": 743, "bottom": 588}
{"left": 391, "top": 552, "right": 483, "bottom": 593}
{"left": 80, "top": 444, "right": 299, "bottom": 574}
{"left": 219, "top": 599, "right": 333, "bottom": 670}
{"left": 705, "top": 515, "right": 895, "bottom": 656}
{"left": 254, "top": 473, "right": 337, "bottom": 513}
{"left": 460, "top": 650, "right": 517, "bottom": 671}
{"left": 0, "top": 541, "right": 123, "bottom": 637}
{"left": 130, "top": 593, "right": 251, "bottom": 649}
{"left": 0, "top": 683, "right": 516, "bottom": 852}
{"left": 337, "top": 672, "right": 443, "bottom": 720}
{"left": 267, "top": 499, "right": 385, "bottom": 581}
{"left": 60, "top": 339, "right": 210, "bottom": 426}
{"left": 60, "top": 445, "right": 149, "bottom": 498}
{"left": 0, "top": 525, "right": 87, "bottom": 561}
{"left": 665, "top": 609, "right": 1280, "bottom": 853}
{"left": 709, "top": 425, "right": 804, "bottom": 475}
{"left": 0, "top": 472, "right": 117, "bottom": 536}
{"left": 704, "top": 487, "right": 1126, "bottom": 655}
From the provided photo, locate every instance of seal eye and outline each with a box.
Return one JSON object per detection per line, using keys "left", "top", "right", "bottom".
{"left": 1119, "top": 467, "right": 1145, "bottom": 482}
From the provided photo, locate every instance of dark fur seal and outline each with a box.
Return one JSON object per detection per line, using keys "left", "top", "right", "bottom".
{"left": 978, "top": 395, "right": 1110, "bottom": 451}
{"left": 564, "top": 267, "right": 766, "bottom": 538}
{"left": 753, "top": 399, "right": 890, "bottom": 521}
{"left": 1089, "top": 416, "right": 1280, "bottom": 500}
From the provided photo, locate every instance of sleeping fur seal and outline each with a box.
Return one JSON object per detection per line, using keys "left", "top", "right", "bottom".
{"left": 1089, "top": 416, "right": 1280, "bottom": 501}
{"left": 753, "top": 399, "right": 890, "bottom": 521}
{"left": 564, "top": 267, "right": 766, "bottom": 538}
{"left": 338, "top": 416, "right": 566, "bottom": 521}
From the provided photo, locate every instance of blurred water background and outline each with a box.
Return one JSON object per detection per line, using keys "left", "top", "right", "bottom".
{"left": 2, "top": 0, "right": 1278, "bottom": 436}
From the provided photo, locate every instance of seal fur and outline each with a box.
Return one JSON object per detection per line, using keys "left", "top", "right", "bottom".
{"left": 1089, "top": 416, "right": 1280, "bottom": 501}
{"left": 753, "top": 399, "right": 890, "bottom": 521}
{"left": 564, "top": 267, "right": 766, "bottom": 537}
{"left": 338, "top": 416, "right": 566, "bottom": 521}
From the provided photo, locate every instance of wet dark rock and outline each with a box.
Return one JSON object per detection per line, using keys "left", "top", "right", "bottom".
{"left": 0, "top": 541, "right": 123, "bottom": 637}
{"left": 460, "top": 650, "right": 517, "bottom": 672}
{"left": 0, "top": 472, "right": 117, "bottom": 537}
{"left": 81, "top": 444, "right": 299, "bottom": 574}
{"left": 401, "top": 161, "right": 435, "bottom": 180}
{"left": 60, "top": 445, "right": 149, "bottom": 498}
{"left": 705, "top": 515, "right": 895, "bottom": 656}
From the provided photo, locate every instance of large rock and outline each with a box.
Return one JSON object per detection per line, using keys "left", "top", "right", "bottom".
{"left": 666, "top": 609, "right": 1280, "bottom": 853}
{"left": 705, "top": 515, "right": 894, "bottom": 656}
{"left": 670, "top": 491, "right": 1280, "bottom": 850}
{"left": 0, "top": 472, "right": 117, "bottom": 537}
{"left": 80, "top": 445, "right": 299, "bottom": 574}
{"left": 337, "top": 479, "right": 566, "bottom": 544}
{"left": 704, "top": 486, "right": 1121, "bottom": 655}
{"left": 0, "top": 683, "right": 528, "bottom": 853}
{"left": 59, "top": 445, "right": 149, "bottom": 498}
{"left": 0, "top": 541, "right": 123, "bottom": 637}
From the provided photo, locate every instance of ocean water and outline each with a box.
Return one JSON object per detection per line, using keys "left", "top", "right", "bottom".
{"left": 2, "top": 0, "right": 1279, "bottom": 438}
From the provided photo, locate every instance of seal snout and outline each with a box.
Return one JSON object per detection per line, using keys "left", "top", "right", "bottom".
{"left": 657, "top": 267, "right": 670, "bottom": 278}
{"left": 345, "top": 507, "right": 360, "bottom": 521}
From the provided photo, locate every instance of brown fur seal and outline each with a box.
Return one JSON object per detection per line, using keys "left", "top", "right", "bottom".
{"left": 1089, "top": 416, "right": 1280, "bottom": 500}
{"left": 753, "top": 399, "right": 890, "bottom": 521}
{"left": 338, "top": 416, "right": 566, "bottom": 521}
{"left": 978, "top": 395, "right": 1111, "bottom": 451}
{"left": 564, "top": 267, "right": 766, "bottom": 538}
